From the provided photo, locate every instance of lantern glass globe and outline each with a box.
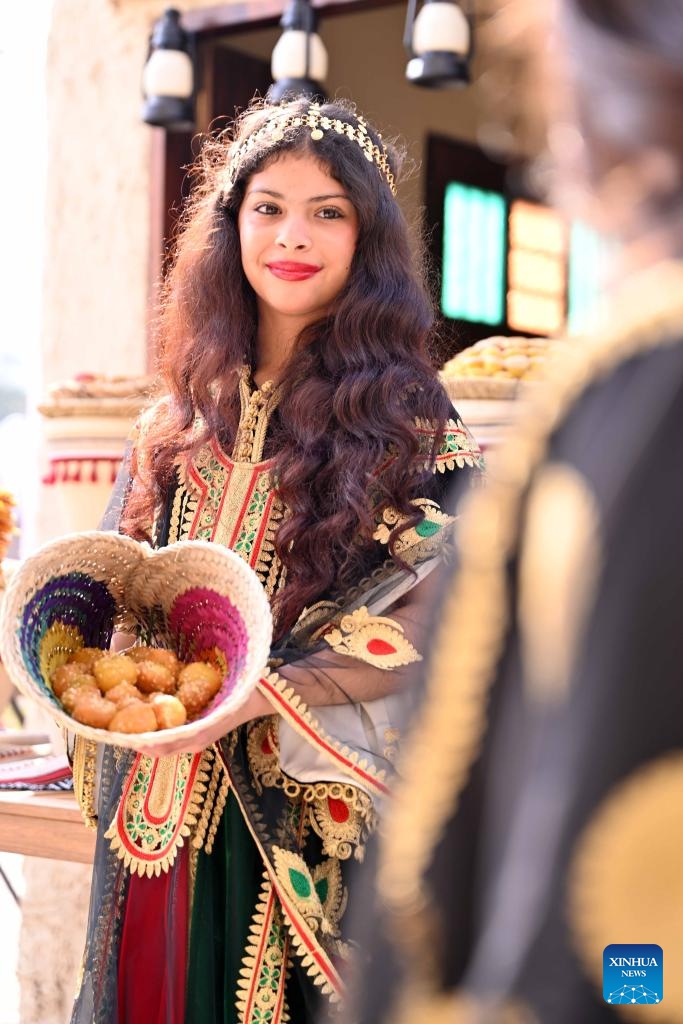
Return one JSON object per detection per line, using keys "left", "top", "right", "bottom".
{"left": 143, "top": 48, "right": 193, "bottom": 99}
{"left": 412, "top": 2, "right": 470, "bottom": 57}
{"left": 271, "top": 29, "right": 329, "bottom": 82}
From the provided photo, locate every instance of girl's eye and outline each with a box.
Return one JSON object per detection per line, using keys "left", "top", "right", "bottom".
{"left": 317, "top": 207, "right": 343, "bottom": 220}
{"left": 254, "top": 202, "right": 280, "bottom": 215}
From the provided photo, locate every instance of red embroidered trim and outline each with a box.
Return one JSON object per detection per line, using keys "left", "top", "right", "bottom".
{"left": 258, "top": 675, "right": 389, "bottom": 798}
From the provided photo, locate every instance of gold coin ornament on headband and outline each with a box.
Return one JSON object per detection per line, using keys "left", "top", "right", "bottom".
{"left": 227, "top": 103, "right": 397, "bottom": 196}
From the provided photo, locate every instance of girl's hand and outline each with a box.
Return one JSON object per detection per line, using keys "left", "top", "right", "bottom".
{"left": 134, "top": 686, "right": 273, "bottom": 759}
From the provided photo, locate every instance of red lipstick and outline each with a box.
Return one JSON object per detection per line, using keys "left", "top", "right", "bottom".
{"left": 267, "top": 261, "right": 321, "bottom": 281}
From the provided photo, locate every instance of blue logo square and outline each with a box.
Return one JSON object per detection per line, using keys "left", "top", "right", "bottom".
{"left": 603, "top": 944, "right": 663, "bottom": 1005}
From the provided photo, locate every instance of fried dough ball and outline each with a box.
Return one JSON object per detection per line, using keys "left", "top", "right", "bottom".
{"left": 51, "top": 663, "right": 96, "bottom": 699}
{"left": 127, "top": 646, "right": 180, "bottom": 675}
{"left": 123, "top": 645, "right": 151, "bottom": 661}
{"left": 71, "top": 692, "right": 117, "bottom": 729}
{"left": 177, "top": 662, "right": 222, "bottom": 717}
{"left": 177, "top": 679, "right": 216, "bottom": 717}
{"left": 93, "top": 654, "right": 139, "bottom": 692}
{"left": 105, "top": 681, "right": 143, "bottom": 708}
{"left": 136, "top": 660, "right": 176, "bottom": 695}
{"left": 177, "top": 661, "right": 222, "bottom": 691}
{"left": 108, "top": 702, "right": 158, "bottom": 734}
{"left": 61, "top": 681, "right": 100, "bottom": 714}
{"left": 68, "top": 646, "right": 106, "bottom": 670}
{"left": 149, "top": 694, "right": 187, "bottom": 730}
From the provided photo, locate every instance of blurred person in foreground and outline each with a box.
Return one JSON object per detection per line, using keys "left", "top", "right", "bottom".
{"left": 349, "top": 1, "right": 683, "bottom": 1021}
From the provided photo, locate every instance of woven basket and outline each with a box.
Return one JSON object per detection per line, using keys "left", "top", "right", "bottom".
{"left": 0, "top": 531, "right": 272, "bottom": 751}
{"left": 441, "top": 375, "right": 521, "bottom": 400}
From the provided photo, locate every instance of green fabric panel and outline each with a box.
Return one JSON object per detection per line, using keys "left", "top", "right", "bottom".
{"left": 288, "top": 867, "right": 312, "bottom": 899}
{"left": 415, "top": 519, "right": 441, "bottom": 537}
{"left": 185, "top": 792, "right": 262, "bottom": 1024}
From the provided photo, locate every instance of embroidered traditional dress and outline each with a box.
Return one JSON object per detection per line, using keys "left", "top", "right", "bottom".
{"left": 71, "top": 369, "right": 483, "bottom": 1024}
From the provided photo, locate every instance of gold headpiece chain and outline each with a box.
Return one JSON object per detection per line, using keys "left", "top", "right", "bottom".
{"left": 227, "top": 103, "right": 397, "bottom": 196}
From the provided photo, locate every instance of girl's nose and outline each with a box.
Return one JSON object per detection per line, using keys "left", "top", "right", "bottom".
{"left": 275, "top": 216, "right": 311, "bottom": 251}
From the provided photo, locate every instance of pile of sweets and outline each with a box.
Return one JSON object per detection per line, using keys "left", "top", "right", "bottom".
{"left": 47, "top": 373, "right": 156, "bottom": 401}
{"left": 440, "top": 335, "right": 569, "bottom": 399}
{"left": 51, "top": 645, "right": 223, "bottom": 734}
{"left": 40, "top": 373, "right": 156, "bottom": 417}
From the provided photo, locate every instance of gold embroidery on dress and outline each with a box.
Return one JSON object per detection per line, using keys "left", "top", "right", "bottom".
{"left": 383, "top": 727, "right": 401, "bottom": 764}
{"left": 415, "top": 416, "right": 485, "bottom": 472}
{"left": 288, "top": 600, "right": 344, "bottom": 647}
{"left": 233, "top": 367, "right": 283, "bottom": 463}
{"left": 217, "top": 744, "right": 346, "bottom": 1000}
{"left": 272, "top": 846, "right": 339, "bottom": 936}
{"left": 272, "top": 849, "right": 346, "bottom": 999}
{"left": 324, "top": 606, "right": 422, "bottom": 669}
{"left": 146, "top": 755, "right": 177, "bottom": 818}
{"left": 168, "top": 483, "right": 183, "bottom": 545}
{"left": 237, "top": 873, "right": 292, "bottom": 1024}
{"left": 71, "top": 735, "right": 98, "bottom": 828}
{"left": 247, "top": 718, "right": 378, "bottom": 860}
{"left": 258, "top": 669, "right": 390, "bottom": 796}
{"left": 568, "top": 753, "right": 683, "bottom": 1020}
{"left": 311, "top": 857, "right": 347, "bottom": 937}
{"left": 309, "top": 794, "right": 367, "bottom": 862}
{"left": 192, "top": 745, "right": 230, "bottom": 855}
{"left": 247, "top": 716, "right": 282, "bottom": 793}
{"left": 374, "top": 497, "right": 455, "bottom": 565}
{"left": 106, "top": 750, "right": 214, "bottom": 876}
{"left": 166, "top": 368, "right": 287, "bottom": 598}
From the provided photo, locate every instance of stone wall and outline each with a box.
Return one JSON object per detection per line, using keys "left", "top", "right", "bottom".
{"left": 42, "top": 0, "right": 222, "bottom": 387}
{"left": 45, "top": 0, "right": 152, "bottom": 386}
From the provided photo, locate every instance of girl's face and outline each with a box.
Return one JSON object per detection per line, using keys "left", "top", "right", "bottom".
{"left": 237, "top": 152, "right": 359, "bottom": 329}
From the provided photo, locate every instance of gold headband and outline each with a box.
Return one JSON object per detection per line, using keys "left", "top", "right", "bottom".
{"left": 227, "top": 103, "right": 397, "bottom": 196}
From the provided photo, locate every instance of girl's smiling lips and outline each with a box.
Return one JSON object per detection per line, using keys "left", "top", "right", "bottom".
{"left": 266, "top": 261, "right": 322, "bottom": 281}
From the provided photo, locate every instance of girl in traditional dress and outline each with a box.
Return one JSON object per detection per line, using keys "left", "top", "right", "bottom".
{"left": 71, "top": 96, "right": 483, "bottom": 1024}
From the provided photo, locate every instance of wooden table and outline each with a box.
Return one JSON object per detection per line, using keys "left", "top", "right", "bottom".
{"left": 0, "top": 791, "right": 96, "bottom": 863}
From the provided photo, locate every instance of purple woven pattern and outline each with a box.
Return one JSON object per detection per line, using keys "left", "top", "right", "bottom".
{"left": 19, "top": 572, "right": 116, "bottom": 691}
{"left": 168, "top": 587, "right": 248, "bottom": 712}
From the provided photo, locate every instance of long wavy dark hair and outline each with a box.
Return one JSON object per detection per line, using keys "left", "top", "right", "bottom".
{"left": 122, "top": 96, "right": 453, "bottom": 634}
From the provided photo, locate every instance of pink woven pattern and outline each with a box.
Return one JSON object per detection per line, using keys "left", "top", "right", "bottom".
{"left": 168, "top": 586, "right": 248, "bottom": 716}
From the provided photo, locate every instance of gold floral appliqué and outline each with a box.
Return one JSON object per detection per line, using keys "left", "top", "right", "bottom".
{"left": 323, "top": 606, "right": 421, "bottom": 669}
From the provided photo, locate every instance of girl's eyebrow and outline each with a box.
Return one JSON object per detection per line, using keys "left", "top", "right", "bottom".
{"left": 246, "top": 188, "right": 350, "bottom": 202}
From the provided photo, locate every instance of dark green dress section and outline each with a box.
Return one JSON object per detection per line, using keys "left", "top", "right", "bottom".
{"left": 185, "top": 793, "right": 261, "bottom": 1023}
{"left": 185, "top": 790, "right": 319, "bottom": 1024}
